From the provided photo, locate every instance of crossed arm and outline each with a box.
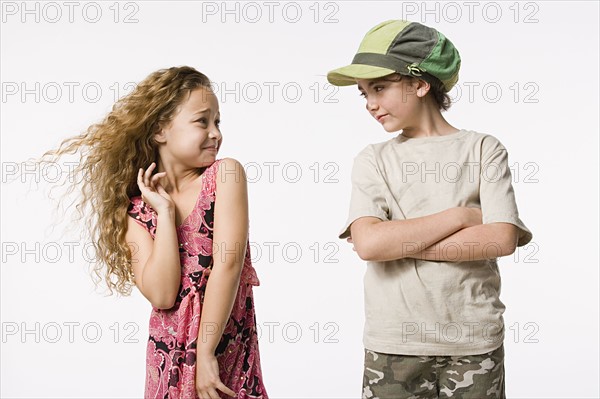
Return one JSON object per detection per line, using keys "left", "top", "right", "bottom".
{"left": 349, "top": 207, "right": 519, "bottom": 262}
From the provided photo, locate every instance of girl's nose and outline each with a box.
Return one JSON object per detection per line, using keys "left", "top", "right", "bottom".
{"left": 209, "top": 128, "right": 222, "bottom": 140}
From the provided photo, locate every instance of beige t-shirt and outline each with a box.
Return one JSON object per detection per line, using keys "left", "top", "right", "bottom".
{"left": 339, "top": 129, "right": 533, "bottom": 356}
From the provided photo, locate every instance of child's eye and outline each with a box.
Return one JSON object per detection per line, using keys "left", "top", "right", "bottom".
{"left": 359, "top": 92, "right": 366, "bottom": 98}
{"left": 374, "top": 85, "right": 384, "bottom": 92}
{"left": 215, "top": 120, "right": 221, "bottom": 128}
{"left": 196, "top": 118, "right": 207, "bottom": 125}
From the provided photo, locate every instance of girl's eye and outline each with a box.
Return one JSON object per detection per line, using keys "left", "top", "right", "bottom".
{"left": 359, "top": 92, "right": 366, "bottom": 98}
{"left": 196, "top": 118, "right": 207, "bottom": 125}
{"left": 374, "top": 85, "right": 384, "bottom": 92}
{"left": 215, "top": 120, "right": 221, "bottom": 128}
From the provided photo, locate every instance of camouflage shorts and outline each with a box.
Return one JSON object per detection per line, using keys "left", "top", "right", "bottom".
{"left": 363, "top": 344, "right": 505, "bottom": 399}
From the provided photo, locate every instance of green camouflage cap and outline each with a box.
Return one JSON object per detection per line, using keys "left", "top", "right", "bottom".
{"left": 327, "top": 20, "right": 461, "bottom": 92}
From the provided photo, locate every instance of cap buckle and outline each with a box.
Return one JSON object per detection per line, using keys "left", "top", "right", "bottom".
{"left": 407, "top": 63, "right": 426, "bottom": 77}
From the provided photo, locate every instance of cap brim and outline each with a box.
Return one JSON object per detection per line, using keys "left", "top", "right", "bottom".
{"left": 327, "top": 64, "right": 397, "bottom": 86}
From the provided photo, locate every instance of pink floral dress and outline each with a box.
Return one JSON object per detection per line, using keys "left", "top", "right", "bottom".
{"left": 127, "top": 159, "right": 268, "bottom": 399}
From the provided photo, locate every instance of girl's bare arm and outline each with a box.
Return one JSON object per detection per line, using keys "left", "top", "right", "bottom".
{"left": 196, "top": 158, "right": 247, "bottom": 356}
{"left": 125, "top": 212, "right": 181, "bottom": 309}
{"left": 125, "top": 165, "right": 182, "bottom": 310}
{"left": 193, "top": 158, "right": 246, "bottom": 397}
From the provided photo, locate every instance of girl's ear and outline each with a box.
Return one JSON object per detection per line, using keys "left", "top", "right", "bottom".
{"left": 153, "top": 123, "right": 167, "bottom": 144}
{"left": 154, "top": 130, "right": 166, "bottom": 144}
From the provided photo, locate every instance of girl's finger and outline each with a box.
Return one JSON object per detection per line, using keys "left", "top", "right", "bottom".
{"left": 150, "top": 172, "right": 165, "bottom": 188}
{"left": 151, "top": 171, "right": 165, "bottom": 179}
{"left": 207, "top": 388, "right": 221, "bottom": 399}
{"left": 217, "top": 382, "right": 236, "bottom": 397}
{"left": 156, "top": 182, "right": 167, "bottom": 196}
{"left": 144, "top": 163, "right": 155, "bottom": 186}
{"left": 137, "top": 168, "right": 146, "bottom": 188}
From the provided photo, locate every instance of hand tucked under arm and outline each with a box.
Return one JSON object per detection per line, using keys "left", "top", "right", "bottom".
{"left": 350, "top": 207, "right": 483, "bottom": 262}
{"left": 408, "top": 222, "right": 519, "bottom": 262}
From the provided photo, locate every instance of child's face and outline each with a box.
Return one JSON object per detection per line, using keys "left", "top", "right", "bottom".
{"left": 356, "top": 75, "right": 423, "bottom": 133}
{"left": 155, "top": 87, "right": 221, "bottom": 168}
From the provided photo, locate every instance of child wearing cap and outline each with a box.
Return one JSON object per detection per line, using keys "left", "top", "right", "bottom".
{"left": 328, "top": 20, "right": 533, "bottom": 398}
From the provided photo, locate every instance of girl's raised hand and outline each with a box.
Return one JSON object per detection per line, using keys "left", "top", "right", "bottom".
{"left": 137, "top": 162, "right": 174, "bottom": 215}
{"left": 195, "top": 353, "right": 236, "bottom": 399}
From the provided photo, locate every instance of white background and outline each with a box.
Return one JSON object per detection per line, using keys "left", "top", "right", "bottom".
{"left": 1, "top": 1, "right": 599, "bottom": 398}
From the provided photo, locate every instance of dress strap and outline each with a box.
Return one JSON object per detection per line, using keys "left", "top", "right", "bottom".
{"left": 127, "top": 196, "right": 157, "bottom": 237}
{"left": 202, "top": 159, "right": 224, "bottom": 195}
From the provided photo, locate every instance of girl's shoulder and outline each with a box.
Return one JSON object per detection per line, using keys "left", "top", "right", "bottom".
{"left": 209, "top": 157, "right": 246, "bottom": 185}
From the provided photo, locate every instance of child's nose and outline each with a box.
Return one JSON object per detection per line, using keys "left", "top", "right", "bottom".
{"left": 366, "top": 98, "right": 379, "bottom": 112}
{"left": 209, "top": 128, "right": 222, "bottom": 140}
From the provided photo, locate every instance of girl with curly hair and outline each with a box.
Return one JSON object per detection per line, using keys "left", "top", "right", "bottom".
{"left": 33, "top": 66, "right": 268, "bottom": 398}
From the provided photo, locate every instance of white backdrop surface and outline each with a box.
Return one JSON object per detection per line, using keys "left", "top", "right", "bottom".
{"left": 1, "top": 1, "right": 599, "bottom": 398}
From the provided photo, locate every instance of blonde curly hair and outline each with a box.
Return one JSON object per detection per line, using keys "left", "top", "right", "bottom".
{"left": 28, "top": 66, "right": 213, "bottom": 296}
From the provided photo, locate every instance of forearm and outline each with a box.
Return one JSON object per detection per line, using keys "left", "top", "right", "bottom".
{"left": 410, "top": 223, "right": 516, "bottom": 262}
{"left": 142, "top": 211, "right": 181, "bottom": 308}
{"left": 354, "top": 208, "right": 465, "bottom": 261}
{"left": 196, "top": 262, "right": 243, "bottom": 356}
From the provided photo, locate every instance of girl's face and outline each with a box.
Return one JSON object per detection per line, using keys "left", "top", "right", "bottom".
{"left": 155, "top": 87, "right": 222, "bottom": 168}
{"left": 356, "top": 75, "right": 426, "bottom": 133}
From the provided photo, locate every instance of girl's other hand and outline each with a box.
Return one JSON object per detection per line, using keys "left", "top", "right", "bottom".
{"left": 137, "top": 162, "right": 174, "bottom": 215}
{"left": 195, "top": 353, "right": 236, "bottom": 399}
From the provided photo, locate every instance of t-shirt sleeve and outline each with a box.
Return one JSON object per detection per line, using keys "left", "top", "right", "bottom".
{"left": 338, "top": 146, "right": 390, "bottom": 239}
{"left": 479, "top": 138, "right": 533, "bottom": 247}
